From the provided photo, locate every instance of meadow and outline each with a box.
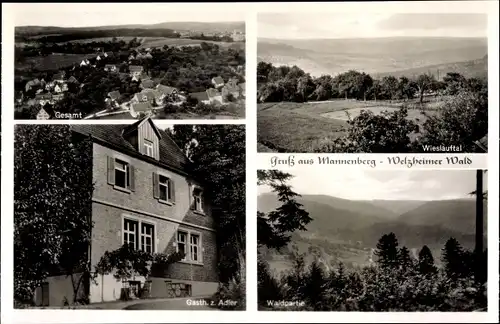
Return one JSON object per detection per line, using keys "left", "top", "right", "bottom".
{"left": 257, "top": 99, "right": 441, "bottom": 152}
{"left": 63, "top": 36, "right": 244, "bottom": 50}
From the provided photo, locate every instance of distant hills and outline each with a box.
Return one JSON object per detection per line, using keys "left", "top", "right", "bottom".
{"left": 258, "top": 37, "right": 487, "bottom": 78}
{"left": 16, "top": 21, "right": 245, "bottom": 35}
{"left": 258, "top": 193, "right": 487, "bottom": 268}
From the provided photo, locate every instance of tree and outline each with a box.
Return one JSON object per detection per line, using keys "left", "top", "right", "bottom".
{"left": 332, "top": 106, "right": 419, "bottom": 153}
{"left": 167, "top": 125, "right": 245, "bottom": 284}
{"left": 398, "top": 246, "right": 414, "bottom": 271}
{"left": 374, "top": 232, "right": 399, "bottom": 268}
{"left": 417, "top": 245, "right": 437, "bottom": 275}
{"left": 442, "top": 72, "right": 467, "bottom": 95}
{"left": 398, "top": 76, "right": 417, "bottom": 100}
{"left": 442, "top": 237, "right": 466, "bottom": 279}
{"left": 381, "top": 76, "right": 399, "bottom": 101}
{"left": 415, "top": 73, "right": 436, "bottom": 104}
{"left": 257, "top": 170, "right": 312, "bottom": 249}
{"left": 420, "top": 90, "right": 487, "bottom": 152}
{"left": 300, "top": 261, "right": 327, "bottom": 310}
{"left": 14, "top": 125, "right": 94, "bottom": 304}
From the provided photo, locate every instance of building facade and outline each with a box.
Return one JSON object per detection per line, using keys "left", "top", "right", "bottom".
{"left": 34, "top": 117, "right": 219, "bottom": 306}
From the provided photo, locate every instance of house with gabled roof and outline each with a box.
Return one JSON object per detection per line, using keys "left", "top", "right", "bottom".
{"left": 211, "top": 76, "right": 224, "bottom": 88}
{"left": 25, "top": 79, "right": 41, "bottom": 92}
{"left": 221, "top": 79, "right": 241, "bottom": 101}
{"left": 53, "top": 71, "right": 66, "bottom": 82}
{"left": 32, "top": 117, "right": 218, "bottom": 306}
{"left": 104, "top": 64, "right": 118, "bottom": 72}
{"left": 140, "top": 79, "right": 156, "bottom": 89}
{"left": 67, "top": 76, "right": 80, "bottom": 84}
{"left": 35, "top": 93, "right": 53, "bottom": 106}
{"left": 129, "top": 65, "right": 144, "bottom": 78}
{"left": 132, "top": 89, "right": 158, "bottom": 105}
{"left": 36, "top": 107, "right": 52, "bottom": 120}
{"left": 130, "top": 102, "right": 154, "bottom": 118}
{"left": 206, "top": 88, "right": 223, "bottom": 104}
{"left": 189, "top": 92, "right": 210, "bottom": 104}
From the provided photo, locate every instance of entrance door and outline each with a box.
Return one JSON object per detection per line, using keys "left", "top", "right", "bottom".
{"left": 41, "top": 282, "right": 49, "bottom": 306}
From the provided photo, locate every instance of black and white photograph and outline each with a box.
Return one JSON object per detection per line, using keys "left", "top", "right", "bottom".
{"left": 13, "top": 4, "right": 246, "bottom": 120}
{"left": 14, "top": 116, "right": 245, "bottom": 310}
{"left": 257, "top": 11, "right": 488, "bottom": 153}
{"left": 257, "top": 169, "right": 488, "bottom": 311}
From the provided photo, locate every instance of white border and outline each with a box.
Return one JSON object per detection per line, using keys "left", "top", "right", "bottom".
{"left": 1, "top": 1, "right": 499, "bottom": 323}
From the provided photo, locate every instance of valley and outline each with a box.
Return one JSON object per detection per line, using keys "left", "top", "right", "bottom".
{"left": 258, "top": 193, "right": 487, "bottom": 275}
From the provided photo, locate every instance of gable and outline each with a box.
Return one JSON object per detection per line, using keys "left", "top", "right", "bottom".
{"left": 71, "top": 119, "right": 189, "bottom": 173}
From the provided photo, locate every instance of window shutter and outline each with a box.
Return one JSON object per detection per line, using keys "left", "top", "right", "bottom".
{"left": 169, "top": 179, "right": 176, "bottom": 203}
{"left": 200, "top": 192, "right": 204, "bottom": 212}
{"left": 129, "top": 164, "right": 135, "bottom": 191}
{"left": 152, "top": 172, "right": 159, "bottom": 199}
{"left": 189, "top": 185, "right": 195, "bottom": 210}
{"left": 107, "top": 156, "right": 115, "bottom": 185}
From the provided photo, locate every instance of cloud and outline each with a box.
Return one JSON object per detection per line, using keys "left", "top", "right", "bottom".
{"left": 377, "top": 13, "right": 487, "bottom": 31}
{"left": 259, "top": 169, "right": 483, "bottom": 201}
{"left": 13, "top": 3, "right": 245, "bottom": 27}
{"left": 258, "top": 12, "right": 487, "bottom": 39}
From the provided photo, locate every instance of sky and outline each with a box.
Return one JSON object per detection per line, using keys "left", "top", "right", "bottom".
{"left": 257, "top": 170, "right": 488, "bottom": 201}
{"left": 258, "top": 13, "right": 488, "bottom": 39}
{"left": 12, "top": 3, "right": 245, "bottom": 27}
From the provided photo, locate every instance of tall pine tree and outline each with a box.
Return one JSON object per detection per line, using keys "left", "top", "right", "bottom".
{"left": 374, "top": 232, "right": 399, "bottom": 268}
{"left": 418, "top": 245, "right": 437, "bottom": 275}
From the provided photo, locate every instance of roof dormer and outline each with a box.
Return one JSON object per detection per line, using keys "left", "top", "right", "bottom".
{"left": 122, "top": 116, "right": 162, "bottom": 160}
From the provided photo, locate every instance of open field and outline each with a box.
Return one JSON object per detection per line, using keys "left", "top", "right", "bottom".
{"left": 15, "top": 53, "right": 96, "bottom": 72}
{"left": 257, "top": 99, "right": 441, "bottom": 152}
{"left": 59, "top": 36, "right": 244, "bottom": 50}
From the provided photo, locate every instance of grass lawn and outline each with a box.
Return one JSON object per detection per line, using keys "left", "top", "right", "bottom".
{"left": 257, "top": 99, "right": 442, "bottom": 153}
{"left": 257, "top": 102, "right": 347, "bottom": 152}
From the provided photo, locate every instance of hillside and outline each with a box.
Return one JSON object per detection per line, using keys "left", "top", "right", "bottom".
{"left": 16, "top": 21, "right": 245, "bottom": 35}
{"left": 258, "top": 193, "right": 486, "bottom": 269}
{"left": 375, "top": 55, "right": 488, "bottom": 80}
{"left": 258, "top": 37, "right": 487, "bottom": 77}
{"left": 398, "top": 198, "right": 488, "bottom": 235}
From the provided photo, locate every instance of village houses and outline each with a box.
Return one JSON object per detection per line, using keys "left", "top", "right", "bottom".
{"left": 33, "top": 117, "right": 218, "bottom": 306}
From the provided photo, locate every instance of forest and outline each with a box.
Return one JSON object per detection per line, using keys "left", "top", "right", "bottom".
{"left": 15, "top": 28, "right": 234, "bottom": 44}
{"left": 257, "top": 171, "right": 487, "bottom": 312}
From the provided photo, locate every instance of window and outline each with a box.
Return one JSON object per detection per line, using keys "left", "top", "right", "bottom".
{"left": 177, "top": 231, "right": 187, "bottom": 260}
{"left": 153, "top": 172, "right": 175, "bottom": 204}
{"left": 176, "top": 230, "right": 202, "bottom": 263}
{"left": 123, "top": 218, "right": 155, "bottom": 253}
{"left": 143, "top": 140, "right": 154, "bottom": 157}
{"left": 193, "top": 188, "right": 204, "bottom": 212}
{"left": 141, "top": 223, "right": 155, "bottom": 253}
{"left": 159, "top": 175, "right": 171, "bottom": 201}
{"left": 190, "top": 234, "right": 200, "bottom": 262}
{"left": 115, "top": 159, "right": 129, "bottom": 189}
{"left": 123, "top": 219, "right": 138, "bottom": 249}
